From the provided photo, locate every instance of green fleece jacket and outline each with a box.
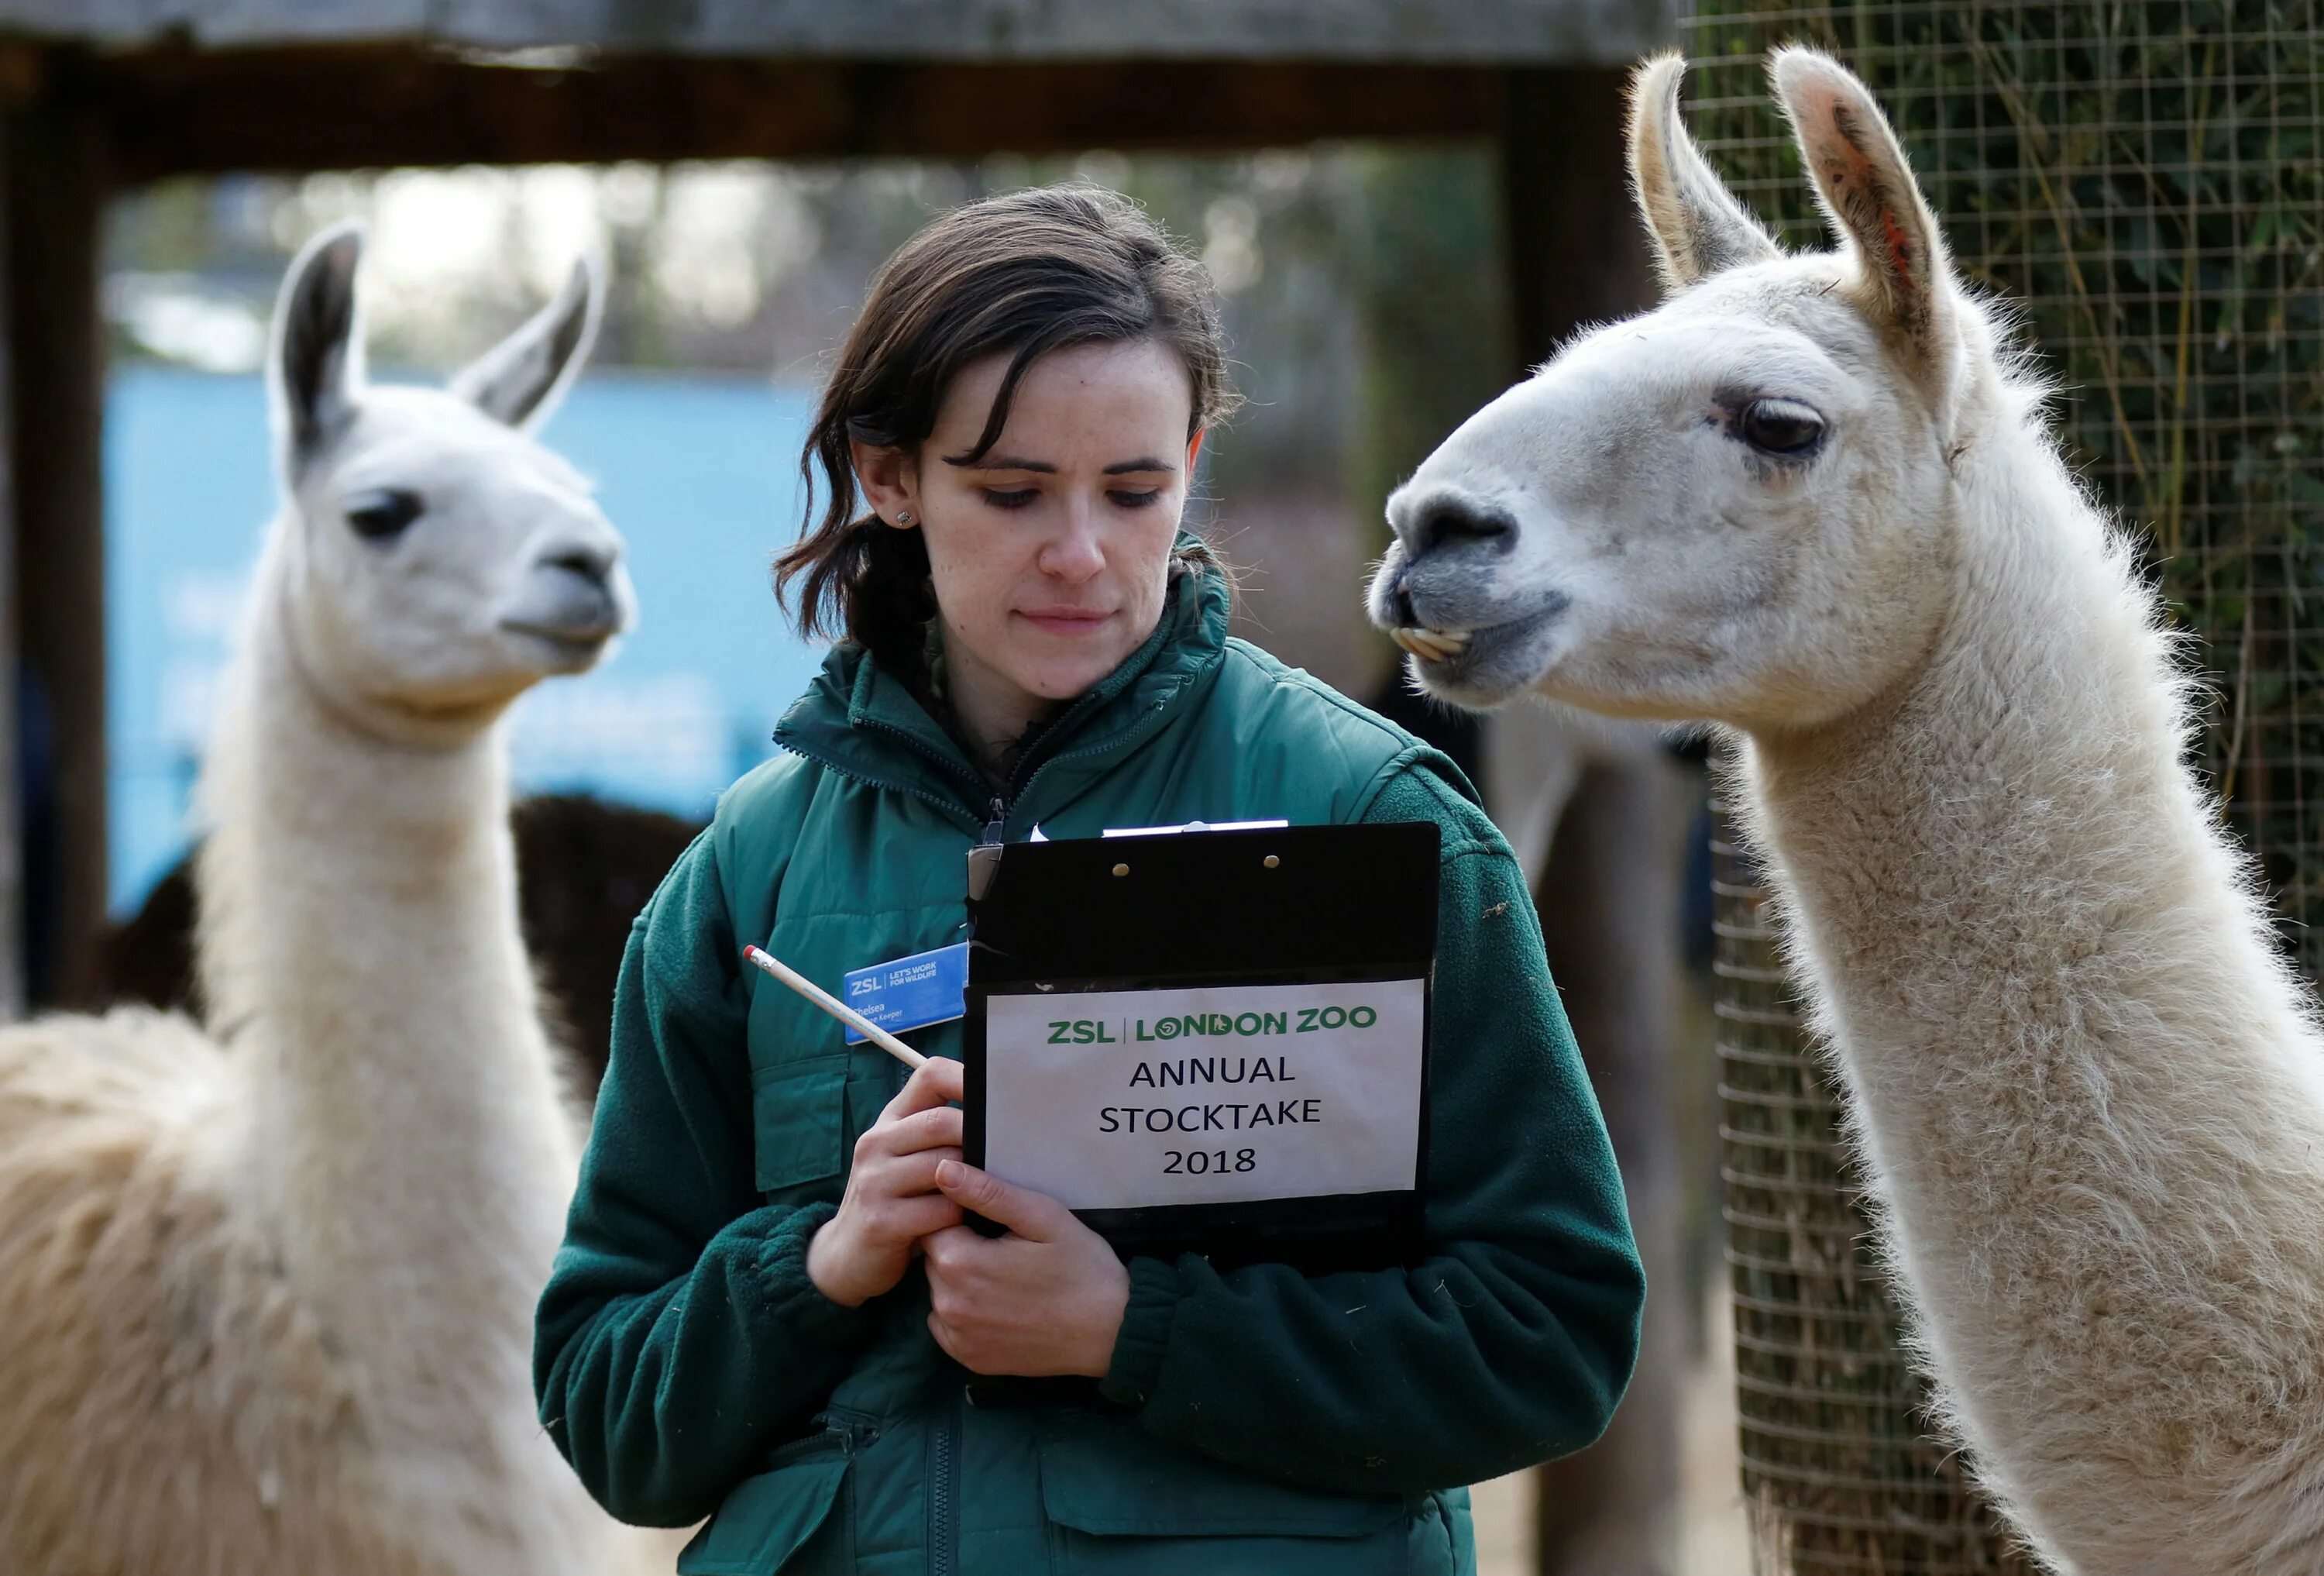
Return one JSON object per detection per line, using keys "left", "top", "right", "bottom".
{"left": 534, "top": 559, "right": 1643, "bottom": 1575}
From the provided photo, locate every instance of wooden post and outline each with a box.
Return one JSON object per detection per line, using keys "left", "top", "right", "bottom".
{"left": 1497, "top": 65, "right": 1683, "bottom": 1576}
{"left": 0, "top": 91, "right": 18, "bottom": 1022}
{"left": 1498, "top": 67, "right": 1654, "bottom": 373}
{"left": 7, "top": 56, "right": 108, "bottom": 1007}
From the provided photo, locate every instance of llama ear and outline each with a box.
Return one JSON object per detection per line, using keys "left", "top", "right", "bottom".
{"left": 270, "top": 222, "right": 366, "bottom": 475}
{"left": 1627, "top": 52, "right": 1783, "bottom": 292}
{"left": 1772, "top": 47, "right": 1956, "bottom": 386}
{"left": 449, "top": 256, "right": 603, "bottom": 432}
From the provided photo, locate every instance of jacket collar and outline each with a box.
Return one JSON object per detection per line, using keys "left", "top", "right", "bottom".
{"left": 772, "top": 538, "right": 1231, "bottom": 836}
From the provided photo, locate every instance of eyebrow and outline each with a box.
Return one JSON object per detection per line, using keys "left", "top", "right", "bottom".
{"left": 953, "top": 454, "right": 1177, "bottom": 476}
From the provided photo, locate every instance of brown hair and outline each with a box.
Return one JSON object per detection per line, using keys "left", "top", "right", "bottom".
{"left": 777, "top": 184, "right": 1238, "bottom": 665}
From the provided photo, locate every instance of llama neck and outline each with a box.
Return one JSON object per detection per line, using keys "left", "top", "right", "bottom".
{"left": 195, "top": 579, "right": 576, "bottom": 1378}
{"left": 1742, "top": 407, "right": 2324, "bottom": 1312}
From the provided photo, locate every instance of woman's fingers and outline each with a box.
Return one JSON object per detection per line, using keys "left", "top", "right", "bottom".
{"left": 862, "top": 1146, "right": 963, "bottom": 1201}
{"left": 931, "top": 1161, "right": 1069, "bottom": 1241}
{"left": 856, "top": 1173, "right": 964, "bottom": 1250}
{"left": 852, "top": 1105, "right": 961, "bottom": 1170}
{"left": 884, "top": 1192, "right": 965, "bottom": 1240}
{"left": 890, "top": 1104, "right": 964, "bottom": 1155}
{"left": 879, "top": 1055, "right": 964, "bottom": 1121}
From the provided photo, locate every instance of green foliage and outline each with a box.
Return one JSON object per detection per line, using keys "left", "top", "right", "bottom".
{"left": 1339, "top": 146, "right": 1516, "bottom": 545}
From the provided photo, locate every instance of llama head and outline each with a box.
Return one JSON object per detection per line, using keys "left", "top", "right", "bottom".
{"left": 1371, "top": 49, "right": 1985, "bottom": 731}
{"left": 263, "top": 222, "right": 631, "bottom": 733}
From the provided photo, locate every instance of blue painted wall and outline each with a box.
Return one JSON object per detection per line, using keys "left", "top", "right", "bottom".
{"left": 104, "top": 365, "right": 829, "bottom": 914}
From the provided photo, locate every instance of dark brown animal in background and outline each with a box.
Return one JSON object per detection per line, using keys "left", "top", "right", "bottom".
{"left": 101, "top": 791, "right": 701, "bottom": 1103}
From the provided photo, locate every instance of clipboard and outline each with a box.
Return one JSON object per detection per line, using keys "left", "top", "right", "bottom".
{"left": 962, "top": 821, "right": 1439, "bottom": 1274}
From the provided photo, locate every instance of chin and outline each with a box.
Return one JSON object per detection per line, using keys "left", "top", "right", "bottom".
{"left": 1009, "top": 672, "right": 1088, "bottom": 705}
{"left": 1020, "top": 651, "right": 1130, "bottom": 701}
{"left": 500, "top": 625, "right": 618, "bottom": 677}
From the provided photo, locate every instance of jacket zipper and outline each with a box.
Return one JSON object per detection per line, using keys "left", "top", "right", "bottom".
{"left": 779, "top": 636, "right": 1189, "bottom": 847}
{"left": 928, "top": 1385, "right": 962, "bottom": 1576}
{"left": 782, "top": 715, "right": 977, "bottom": 1576}
{"left": 999, "top": 688, "right": 1181, "bottom": 832}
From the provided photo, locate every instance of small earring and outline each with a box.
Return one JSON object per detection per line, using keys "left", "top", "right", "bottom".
{"left": 896, "top": 510, "right": 915, "bottom": 525}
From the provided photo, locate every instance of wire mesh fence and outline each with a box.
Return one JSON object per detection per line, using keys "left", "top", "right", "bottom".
{"left": 1687, "top": 2, "right": 2322, "bottom": 1571}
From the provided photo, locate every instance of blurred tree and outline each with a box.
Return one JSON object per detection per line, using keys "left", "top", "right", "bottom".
{"left": 1343, "top": 145, "right": 1515, "bottom": 550}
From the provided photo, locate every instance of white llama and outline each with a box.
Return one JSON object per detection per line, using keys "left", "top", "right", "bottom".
{"left": 1371, "top": 49, "right": 2324, "bottom": 1575}
{"left": 0, "top": 225, "right": 675, "bottom": 1574}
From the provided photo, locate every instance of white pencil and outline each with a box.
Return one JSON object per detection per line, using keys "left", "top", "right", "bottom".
{"left": 741, "top": 944, "right": 930, "bottom": 1070}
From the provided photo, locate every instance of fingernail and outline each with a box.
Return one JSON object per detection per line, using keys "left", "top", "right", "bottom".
{"left": 936, "top": 1160, "right": 962, "bottom": 1188}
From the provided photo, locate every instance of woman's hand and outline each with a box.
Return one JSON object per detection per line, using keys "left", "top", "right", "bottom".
{"left": 922, "top": 1161, "right": 1131, "bottom": 1378}
{"left": 806, "top": 1057, "right": 966, "bottom": 1308}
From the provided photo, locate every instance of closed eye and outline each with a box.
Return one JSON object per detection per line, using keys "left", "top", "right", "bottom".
{"left": 982, "top": 488, "right": 1039, "bottom": 510}
{"left": 1108, "top": 490, "right": 1164, "bottom": 509}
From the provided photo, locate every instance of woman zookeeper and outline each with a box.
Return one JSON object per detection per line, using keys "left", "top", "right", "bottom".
{"left": 533, "top": 185, "right": 1645, "bottom": 1576}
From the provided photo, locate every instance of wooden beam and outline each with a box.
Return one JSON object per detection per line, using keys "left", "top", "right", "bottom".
{"left": 7, "top": 61, "right": 108, "bottom": 1007}
{"left": 95, "top": 49, "right": 1507, "bottom": 182}
{"left": 4, "top": 0, "right": 1671, "bottom": 67}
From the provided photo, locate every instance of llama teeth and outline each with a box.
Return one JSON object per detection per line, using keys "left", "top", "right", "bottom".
{"left": 1394, "top": 627, "right": 1463, "bottom": 662}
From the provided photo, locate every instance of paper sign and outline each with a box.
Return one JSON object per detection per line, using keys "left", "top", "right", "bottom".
{"left": 981, "top": 977, "right": 1425, "bottom": 1210}
{"left": 1100, "top": 818, "right": 1289, "bottom": 838}
{"left": 841, "top": 942, "right": 968, "bottom": 1043}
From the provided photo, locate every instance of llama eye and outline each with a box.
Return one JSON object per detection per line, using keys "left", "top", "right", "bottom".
{"left": 344, "top": 488, "right": 424, "bottom": 541}
{"left": 1737, "top": 398, "right": 1825, "bottom": 457}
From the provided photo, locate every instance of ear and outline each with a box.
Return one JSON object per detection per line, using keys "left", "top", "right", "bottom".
{"left": 849, "top": 436, "right": 920, "bottom": 528}
{"left": 269, "top": 221, "right": 366, "bottom": 476}
{"left": 449, "top": 256, "right": 603, "bottom": 432}
{"left": 1771, "top": 46, "right": 1955, "bottom": 384}
{"left": 1626, "top": 52, "right": 1783, "bottom": 292}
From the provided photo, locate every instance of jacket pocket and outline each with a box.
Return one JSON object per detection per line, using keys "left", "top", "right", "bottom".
{"left": 676, "top": 1448, "right": 851, "bottom": 1576}
{"left": 751, "top": 1054, "right": 851, "bottom": 1193}
{"left": 1037, "top": 1424, "right": 1431, "bottom": 1574}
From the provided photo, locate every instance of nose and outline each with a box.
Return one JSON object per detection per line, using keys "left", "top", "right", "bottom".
{"left": 1039, "top": 502, "right": 1105, "bottom": 581}
{"left": 1384, "top": 573, "right": 1418, "bottom": 628}
{"left": 538, "top": 541, "right": 616, "bottom": 592}
{"left": 510, "top": 518, "right": 629, "bottom": 642}
{"left": 1398, "top": 491, "right": 1515, "bottom": 558}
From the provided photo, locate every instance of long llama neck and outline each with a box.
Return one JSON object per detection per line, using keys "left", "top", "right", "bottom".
{"left": 1740, "top": 394, "right": 2324, "bottom": 1558}
{"left": 194, "top": 563, "right": 578, "bottom": 1397}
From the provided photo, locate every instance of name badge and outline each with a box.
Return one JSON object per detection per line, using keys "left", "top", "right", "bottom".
{"left": 841, "top": 942, "right": 968, "bottom": 1044}
{"left": 981, "top": 977, "right": 1425, "bottom": 1210}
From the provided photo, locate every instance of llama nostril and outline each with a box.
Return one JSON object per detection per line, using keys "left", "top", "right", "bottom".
{"left": 1417, "top": 497, "right": 1516, "bottom": 556}
{"left": 1387, "top": 580, "right": 1418, "bottom": 628}
{"left": 541, "top": 547, "right": 611, "bottom": 589}
{"left": 504, "top": 543, "right": 624, "bottom": 644}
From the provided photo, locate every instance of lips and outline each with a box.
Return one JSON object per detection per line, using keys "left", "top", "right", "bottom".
{"left": 1016, "top": 608, "right": 1113, "bottom": 636}
{"left": 1389, "top": 626, "right": 1473, "bottom": 664}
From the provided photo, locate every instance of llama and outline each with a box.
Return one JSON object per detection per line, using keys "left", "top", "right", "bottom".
{"left": 100, "top": 793, "right": 706, "bottom": 1103}
{"left": 1370, "top": 49, "right": 2324, "bottom": 1575}
{"left": 0, "top": 224, "right": 675, "bottom": 1574}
